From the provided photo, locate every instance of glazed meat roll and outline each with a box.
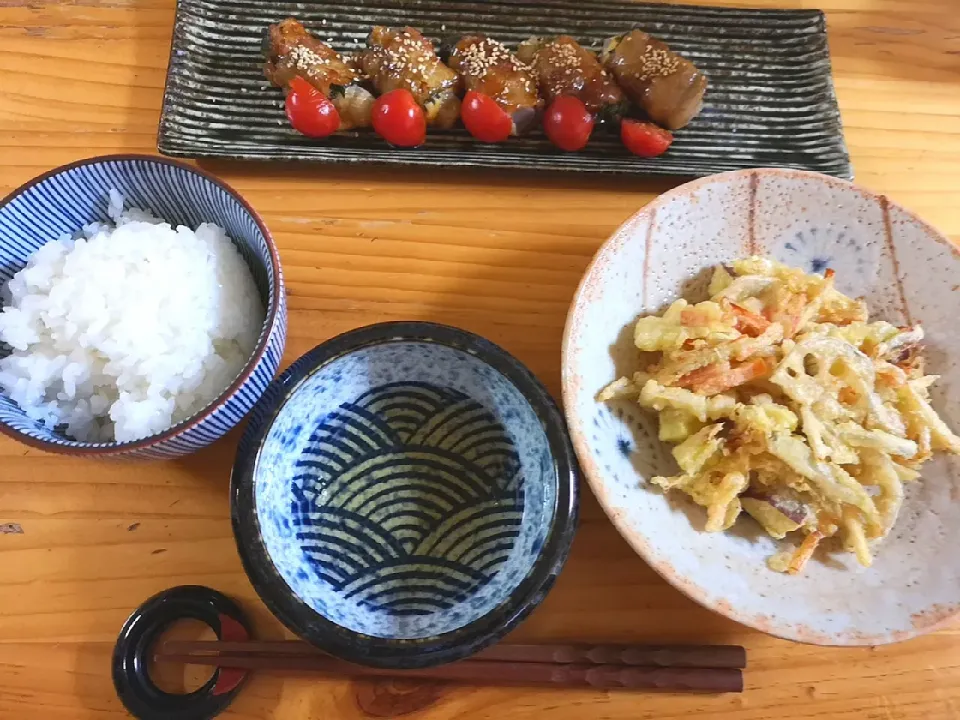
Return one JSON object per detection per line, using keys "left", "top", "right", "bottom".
{"left": 517, "top": 35, "right": 625, "bottom": 121}
{"left": 448, "top": 34, "right": 541, "bottom": 134}
{"left": 601, "top": 29, "right": 707, "bottom": 130}
{"left": 361, "top": 26, "right": 462, "bottom": 129}
{"left": 263, "top": 18, "right": 374, "bottom": 130}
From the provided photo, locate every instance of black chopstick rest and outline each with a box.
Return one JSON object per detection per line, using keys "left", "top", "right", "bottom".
{"left": 112, "top": 585, "right": 252, "bottom": 720}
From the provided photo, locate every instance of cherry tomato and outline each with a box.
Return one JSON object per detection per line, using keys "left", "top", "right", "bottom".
{"left": 371, "top": 89, "right": 426, "bottom": 148}
{"left": 461, "top": 91, "right": 513, "bottom": 143}
{"left": 543, "top": 96, "right": 594, "bottom": 152}
{"left": 621, "top": 119, "right": 674, "bottom": 157}
{"left": 285, "top": 76, "right": 340, "bottom": 138}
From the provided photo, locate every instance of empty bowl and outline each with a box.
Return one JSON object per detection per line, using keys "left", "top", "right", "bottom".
{"left": 231, "top": 322, "right": 578, "bottom": 668}
{"left": 0, "top": 154, "right": 286, "bottom": 459}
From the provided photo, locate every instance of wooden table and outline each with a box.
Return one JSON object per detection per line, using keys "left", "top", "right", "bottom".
{"left": 1, "top": 0, "right": 959, "bottom": 717}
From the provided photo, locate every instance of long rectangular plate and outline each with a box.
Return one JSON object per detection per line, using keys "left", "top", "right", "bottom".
{"left": 159, "top": 0, "right": 852, "bottom": 179}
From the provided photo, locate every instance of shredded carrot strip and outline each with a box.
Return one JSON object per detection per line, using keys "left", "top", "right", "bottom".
{"left": 729, "top": 302, "right": 771, "bottom": 337}
{"left": 788, "top": 531, "right": 823, "bottom": 575}
{"left": 838, "top": 386, "right": 859, "bottom": 404}
{"left": 676, "top": 357, "right": 772, "bottom": 396}
{"left": 777, "top": 293, "right": 808, "bottom": 338}
{"left": 680, "top": 308, "right": 716, "bottom": 327}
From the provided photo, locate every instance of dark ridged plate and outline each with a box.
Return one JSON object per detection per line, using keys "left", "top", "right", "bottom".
{"left": 159, "top": 0, "right": 852, "bottom": 179}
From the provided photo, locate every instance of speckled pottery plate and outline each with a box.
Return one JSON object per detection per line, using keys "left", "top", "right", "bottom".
{"left": 232, "top": 322, "right": 578, "bottom": 668}
{"left": 562, "top": 168, "right": 960, "bottom": 645}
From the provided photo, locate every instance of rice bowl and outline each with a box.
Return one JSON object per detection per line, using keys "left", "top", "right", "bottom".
{"left": 0, "top": 191, "right": 265, "bottom": 443}
{"left": 0, "top": 154, "right": 286, "bottom": 459}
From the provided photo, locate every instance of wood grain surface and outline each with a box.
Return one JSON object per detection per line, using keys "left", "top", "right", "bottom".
{"left": 1, "top": 0, "right": 959, "bottom": 718}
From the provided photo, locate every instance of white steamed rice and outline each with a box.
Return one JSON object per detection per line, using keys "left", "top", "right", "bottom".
{"left": 0, "top": 190, "right": 265, "bottom": 443}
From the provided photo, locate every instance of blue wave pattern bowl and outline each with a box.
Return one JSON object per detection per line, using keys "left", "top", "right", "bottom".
{"left": 231, "top": 322, "right": 578, "bottom": 668}
{"left": 0, "top": 155, "right": 286, "bottom": 459}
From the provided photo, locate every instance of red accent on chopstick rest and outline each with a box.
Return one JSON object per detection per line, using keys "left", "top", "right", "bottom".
{"left": 212, "top": 667, "right": 247, "bottom": 696}
{"left": 218, "top": 613, "right": 250, "bottom": 642}
{"left": 211, "top": 613, "right": 250, "bottom": 696}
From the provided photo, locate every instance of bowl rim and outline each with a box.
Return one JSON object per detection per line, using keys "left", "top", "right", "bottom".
{"left": 231, "top": 320, "right": 580, "bottom": 668}
{"left": 0, "top": 153, "right": 284, "bottom": 455}
{"left": 561, "top": 167, "right": 960, "bottom": 646}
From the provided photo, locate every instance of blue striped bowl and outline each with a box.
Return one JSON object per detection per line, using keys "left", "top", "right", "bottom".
{"left": 0, "top": 155, "right": 287, "bottom": 459}
{"left": 231, "top": 322, "right": 579, "bottom": 668}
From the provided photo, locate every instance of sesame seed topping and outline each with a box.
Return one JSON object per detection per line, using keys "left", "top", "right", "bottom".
{"left": 635, "top": 45, "right": 681, "bottom": 78}
{"left": 288, "top": 43, "right": 357, "bottom": 84}
{"left": 369, "top": 29, "right": 448, "bottom": 86}
{"left": 456, "top": 37, "right": 531, "bottom": 80}
{"left": 546, "top": 42, "right": 583, "bottom": 70}
{"left": 290, "top": 44, "right": 325, "bottom": 72}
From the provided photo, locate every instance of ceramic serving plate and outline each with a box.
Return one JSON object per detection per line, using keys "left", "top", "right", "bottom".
{"left": 232, "top": 322, "right": 578, "bottom": 668}
{"left": 562, "top": 169, "right": 960, "bottom": 644}
{"left": 159, "top": 0, "right": 850, "bottom": 179}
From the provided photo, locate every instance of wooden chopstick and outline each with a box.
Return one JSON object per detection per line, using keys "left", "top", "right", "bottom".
{"left": 154, "top": 641, "right": 746, "bottom": 693}
{"left": 160, "top": 640, "right": 747, "bottom": 670}
{"left": 482, "top": 643, "right": 746, "bottom": 669}
{"left": 156, "top": 652, "right": 744, "bottom": 692}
